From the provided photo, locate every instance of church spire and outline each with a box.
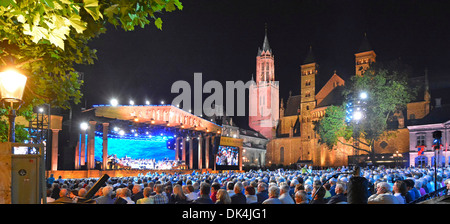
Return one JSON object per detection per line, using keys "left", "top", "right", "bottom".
{"left": 258, "top": 24, "right": 272, "bottom": 55}
{"left": 355, "top": 32, "right": 376, "bottom": 76}
{"left": 357, "top": 32, "right": 373, "bottom": 53}
{"left": 303, "top": 45, "right": 315, "bottom": 64}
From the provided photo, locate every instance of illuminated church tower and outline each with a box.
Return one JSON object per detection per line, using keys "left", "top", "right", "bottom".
{"left": 355, "top": 33, "right": 376, "bottom": 76}
{"left": 300, "top": 46, "right": 318, "bottom": 141}
{"left": 249, "top": 28, "right": 279, "bottom": 139}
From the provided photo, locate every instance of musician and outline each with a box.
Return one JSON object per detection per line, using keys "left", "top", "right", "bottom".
{"left": 108, "top": 155, "right": 117, "bottom": 169}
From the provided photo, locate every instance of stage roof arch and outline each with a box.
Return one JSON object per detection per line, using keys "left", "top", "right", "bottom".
{"left": 86, "top": 104, "right": 222, "bottom": 134}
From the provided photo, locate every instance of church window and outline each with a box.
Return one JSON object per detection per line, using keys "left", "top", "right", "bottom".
{"left": 305, "top": 80, "right": 311, "bottom": 86}
{"left": 305, "top": 91, "right": 311, "bottom": 97}
{"left": 306, "top": 106, "right": 309, "bottom": 110}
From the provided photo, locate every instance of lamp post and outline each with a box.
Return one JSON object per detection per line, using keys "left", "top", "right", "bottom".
{"left": 0, "top": 69, "right": 27, "bottom": 142}
{"left": 346, "top": 91, "right": 368, "bottom": 166}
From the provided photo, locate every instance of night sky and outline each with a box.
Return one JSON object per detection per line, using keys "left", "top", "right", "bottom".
{"left": 76, "top": 0, "right": 450, "bottom": 129}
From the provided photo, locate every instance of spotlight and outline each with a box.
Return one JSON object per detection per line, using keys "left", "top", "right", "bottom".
{"left": 130, "top": 100, "right": 134, "bottom": 105}
{"left": 353, "top": 111, "right": 363, "bottom": 120}
{"left": 360, "top": 92, "right": 368, "bottom": 100}
{"left": 110, "top": 98, "right": 119, "bottom": 107}
{"left": 146, "top": 100, "right": 150, "bottom": 105}
{"left": 80, "top": 122, "right": 88, "bottom": 131}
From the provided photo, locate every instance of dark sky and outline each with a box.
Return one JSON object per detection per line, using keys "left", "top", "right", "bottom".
{"left": 76, "top": 0, "right": 450, "bottom": 128}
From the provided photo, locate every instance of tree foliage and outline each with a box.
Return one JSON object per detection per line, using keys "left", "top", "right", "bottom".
{"left": 315, "top": 60, "right": 417, "bottom": 154}
{"left": 0, "top": 0, "right": 182, "bottom": 142}
{"left": 314, "top": 105, "right": 353, "bottom": 149}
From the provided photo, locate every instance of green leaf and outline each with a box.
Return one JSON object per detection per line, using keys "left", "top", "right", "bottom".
{"left": 83, "top": 0, "right": 103, "bottom": 20}
{"left": 174, "top": 0, "right": 183, "bottom": 10}
{"left": 42, "top": 0, "right": 55, "bottom": 8}
{"left": 154, "top": 17, "right": 162, "bottom": 29}
{"left": 0, "top": 0, "right": 16, "bottom": 7}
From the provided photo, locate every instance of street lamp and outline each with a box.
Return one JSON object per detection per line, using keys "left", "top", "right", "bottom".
{"left": 80, "top": 122, "right": 88, "bottom": 131}
{"left": 0, "top": 69, "right": 27, "bottom": 142}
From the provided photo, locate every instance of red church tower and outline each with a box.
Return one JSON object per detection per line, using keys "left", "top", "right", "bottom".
{"left": 249, "top": 28, "right": 279, "bottom": 139}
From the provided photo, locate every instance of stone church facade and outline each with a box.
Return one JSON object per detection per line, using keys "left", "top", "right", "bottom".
{"left": 263, "top": 35, "right": 431, "bottom": 168}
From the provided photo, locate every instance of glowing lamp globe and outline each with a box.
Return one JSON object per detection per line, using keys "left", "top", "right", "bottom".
{"left": 359, "top": 92, "right": 368, "bottom": 100}
{"left": 110, "top": 98, "right": 119, "bottom": 107}
{"left": 353, "top": 111, "right": 363, "bottom": 121}
{"left": 0, "top": 69, "right": 27, "bottom": 103}
{"left": 80, "top": 122, "right": 88, "bottom": 131}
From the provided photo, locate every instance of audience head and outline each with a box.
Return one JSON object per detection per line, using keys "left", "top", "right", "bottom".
{"left": 200, "top": 182, "right": 211, "bottom": 196}
{"left": 245, "top": 186, "right": 255, "bottom": 196}
{"left": 216, "top": 189, "right": 231, "bottom": 204}
{"left": 143, "top": 187, "right": 152, "bottom": 197}
{"left": 295, "top": 190, "right": 307, "bottom": 204}
{"left": 268, "top": 186, "right": 280, "bottom": 198}
{"left": 234, "top": 182, "right": 244, "bottom": 194}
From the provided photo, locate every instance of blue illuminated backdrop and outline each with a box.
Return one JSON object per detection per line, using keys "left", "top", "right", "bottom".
{"left": 93, "top": 134, "right": 175, "bottom": 162}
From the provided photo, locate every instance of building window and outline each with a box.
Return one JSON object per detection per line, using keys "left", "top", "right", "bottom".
{"left": 410, "top": 114, "right": 416, "bottom": 120}
{"left": 416, "top": 134, "right": 426, "bottom": 147}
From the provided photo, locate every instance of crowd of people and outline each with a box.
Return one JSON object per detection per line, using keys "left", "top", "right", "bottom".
{"left": 108, "top": 155, "right": 180, "bottom": 170}
{"left": 45, "top": 165, "right": 450, "bottom": 204}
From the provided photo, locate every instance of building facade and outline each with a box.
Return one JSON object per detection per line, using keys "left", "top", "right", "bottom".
{"left": 407, "top": 99, "right": 450, "bottom": 167}
{"left": 248, "top": 30, "right": 279, "bottom": 140}
{"left": 221, "top": 118, "right": 267, "bottom": 168}
{"left": 265, "top": 35, "right": 430, "bottom": 168}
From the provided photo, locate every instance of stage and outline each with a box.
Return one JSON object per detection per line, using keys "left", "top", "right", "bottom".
{"left": 45, "top": 168, "right": 241, "bottom": 180}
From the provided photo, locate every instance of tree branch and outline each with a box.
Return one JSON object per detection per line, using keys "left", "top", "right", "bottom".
{"left": 337, "top": 139, "right": 371, "bottom": 154}
{"left": 25, "top": 85, "right": 52, "bottom": 101}
{"left": 16, "top": 58, "right": 44, "bottom": 68}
